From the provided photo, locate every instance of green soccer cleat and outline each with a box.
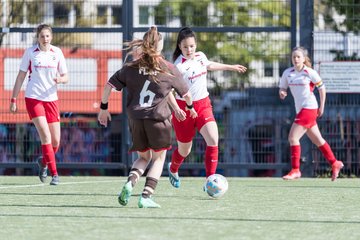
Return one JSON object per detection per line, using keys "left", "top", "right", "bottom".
{"left": 167, "top": 162, "right": 181, "bottom": 188}
{"left": 138, "top": 196, "right": 161, "bottom": 208}
{"left": 118, "top": 181, "right": 133, "bottom": 206}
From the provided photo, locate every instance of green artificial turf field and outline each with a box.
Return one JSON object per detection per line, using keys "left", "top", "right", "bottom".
{"left": 0, "top": 176, "right": 359, "bottom": 240}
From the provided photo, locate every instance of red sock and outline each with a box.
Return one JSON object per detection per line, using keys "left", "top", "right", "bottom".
{"left": 170, "top": 148, "right": 185, "bottom": 173}
{"left": 41, "top": 144, "right": 58, "bottom": 176}
{"left": 205, "top": 146, "right": 218, "bottom": 177}
{"left": 318, "top": 142, "right": 336, "bottom": 165}
{"left": 290, "top": 145, "right": 301, "bottom": 169}
{"left": 53, "top": 146, "right": 59, "bottom": 154}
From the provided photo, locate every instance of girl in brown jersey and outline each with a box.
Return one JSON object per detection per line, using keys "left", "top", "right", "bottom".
{"left": 98, "top": 26, "right": 196, "bottom": 208}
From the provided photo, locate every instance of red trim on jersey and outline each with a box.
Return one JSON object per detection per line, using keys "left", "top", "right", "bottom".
{"left": 107, "top": 81, "right": 116, "bottom": 89}
{"left": 130, "top": 146, "right": 172, "bottom": 153}
{"left": 309, "top": 82, "right": 315, "bottom": 92}
{"left": 32, "top": 47, "right": 55, "bottom": 52}
{"left": 181, "top": 57, "right": 187, "bottom": 63}
{"left": 28, "top": 60, "right": 32, "bottom": 75}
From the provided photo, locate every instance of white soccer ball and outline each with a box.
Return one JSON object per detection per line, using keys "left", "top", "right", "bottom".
{"left": 204, "top": 174, "right": 228, "bottom": 199}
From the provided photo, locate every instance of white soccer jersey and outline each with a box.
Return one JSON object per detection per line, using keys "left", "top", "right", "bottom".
{"left": 19, "top": 44, "right": 68, "bottom": 101}
{"left": 279, "top": 66, "right": 324, "bottom": 113}
{"left": 174, "top": 51, "right": 210, "bottom": 101}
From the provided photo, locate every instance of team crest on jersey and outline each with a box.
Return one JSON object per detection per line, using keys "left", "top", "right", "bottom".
{"left": 35, "top": 60, "right": 41, "bottom": 66}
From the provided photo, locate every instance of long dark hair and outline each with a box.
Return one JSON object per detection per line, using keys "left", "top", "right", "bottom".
{"left": 172, "top": 27, "right": 196, "bottom": 62}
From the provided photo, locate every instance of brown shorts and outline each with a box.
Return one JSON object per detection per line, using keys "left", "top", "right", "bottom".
{"left": 128, "top": 118, "right": 172, "bottom": 152}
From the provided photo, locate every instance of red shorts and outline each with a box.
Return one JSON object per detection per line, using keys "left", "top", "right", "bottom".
{"left": 172, "top": 96, "right": 215, "bottom": 142}
{"left": 294, "top": 108, "right": 317, "bottom": 129}
{"left": 25, "top": 97, "right": 60, "bottom": 123}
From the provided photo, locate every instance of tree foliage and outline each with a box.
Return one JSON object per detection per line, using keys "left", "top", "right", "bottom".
{"left": 2, "top": 0, "right": 294, "bottom": 89}
{"left": 317, "top": 0, "right": 360, "bottom": 61}
{"left": 320, "top": 0, "right": 360, "bottom": 34}
{"left": 155, "top": 0, "right": 292, "bottom": 89}
{"left": 0, "top": 0, "right": 93, "bottom": 48}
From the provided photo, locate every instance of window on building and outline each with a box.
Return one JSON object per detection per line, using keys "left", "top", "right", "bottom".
{"left": 8, "top": 1, "right": 43, "bottom": 25}
{"left": 97, "top": 5, "right": 121, "bottom": 25}
{"left": 139, "top": 6, "right": 150, "bottom": 25}
{"left": 279, "top": 58, "right": 289, "bottom": 77}
{"left": 27, "top": 2, "right": 43, "bottom": 24}
{"left": 264, "top": 61, "right": 273, "bottom": 77}
{"left": 112, "top": 6, "right": 122, "bottom": 25}
{"left": 54, "top": 4, "right": 70, "bottom": 25}
{"left": 10, "top": 1, "right": 25, "bottom": 24}
{"left": 97, "top": 6, "right": 107, "bottom": 25}
{"left": 154, "top": 5, "right": 167, "bottom": 25}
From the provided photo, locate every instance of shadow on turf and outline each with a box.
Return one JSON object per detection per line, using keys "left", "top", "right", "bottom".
{"left": 0, "top": 183, "right": 28, "bottom": 186}
{"left": 0, "top": 204, "right": 121, "bottom": 209}
{"left": 0, "top": 192, "right": 207, "bottom": 199}
{"left": 0, "top": 192, "right": 119, "bottom": 196}
{"left": 244, "top": 185, "right": 360, "bottom": 189}
{"left": 1, "top": 213, "right": 360, "bottom": 224}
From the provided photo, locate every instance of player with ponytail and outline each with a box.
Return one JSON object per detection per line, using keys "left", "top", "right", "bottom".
{"left": 279, "top": 46, "right": 343, "bottom": 181}
{"left": 98, "top": 26, "right": 196, "bottom": 208}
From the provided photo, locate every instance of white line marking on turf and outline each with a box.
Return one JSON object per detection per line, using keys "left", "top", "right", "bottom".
{"left": 0, "top": 183, "right": 45, "bottom": 189}
{"left": 0, "top": 180, "right": 118, "bottom": 190}
{"left": 0, "top": 178, "right": 170, "bottom": 190}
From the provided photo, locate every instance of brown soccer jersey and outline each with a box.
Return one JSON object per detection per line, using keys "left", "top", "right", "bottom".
{"left": 108, "top": 59, "right": 189, "bottom": 121}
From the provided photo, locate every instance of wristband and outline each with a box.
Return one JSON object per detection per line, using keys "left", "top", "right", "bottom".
{"left": 10, "top": 98, "right": 16, "bottom": 103}
{"left": 186, "top": 103, "right": 193, "bottom": 109}
{"left": 100, "top": 102, "right": 108, "bottom": 110}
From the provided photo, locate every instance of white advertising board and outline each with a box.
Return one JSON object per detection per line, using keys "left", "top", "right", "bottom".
{"left": 319, "top": 61, "right": 360, "bottom": 93}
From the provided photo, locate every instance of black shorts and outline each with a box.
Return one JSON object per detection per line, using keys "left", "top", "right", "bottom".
{"left": 128, "top": 118, "right": 172, "bottom": 152}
